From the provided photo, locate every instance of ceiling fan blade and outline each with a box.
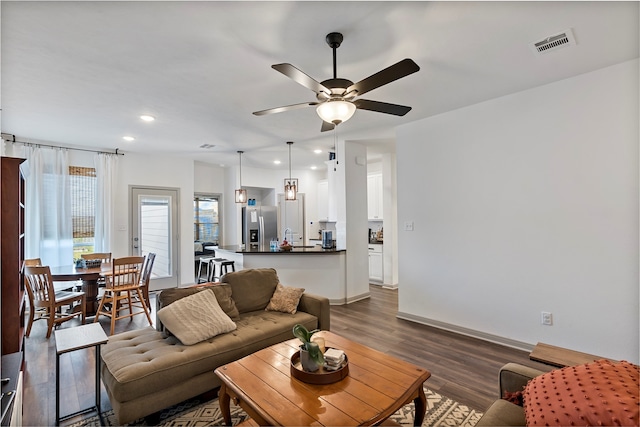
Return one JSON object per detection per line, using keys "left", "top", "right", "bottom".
{"left": 253, "top": 102, "right": 318, "bottom": 116}
{"left": 353, "top": 99, "right": 412, "bottom": 116}
{"left": 272, "top": 63, "right": 331, "bottom": 96}
{"left": 321, "top": 121, "right": 335, "bottom": 132}
{"left": 347, "top": 58, "right": 419, "bottom": 97}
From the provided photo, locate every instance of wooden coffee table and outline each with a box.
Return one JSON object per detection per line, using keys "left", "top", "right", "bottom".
{"left": 215, "top": 331, "right": 431, "bottom": 426}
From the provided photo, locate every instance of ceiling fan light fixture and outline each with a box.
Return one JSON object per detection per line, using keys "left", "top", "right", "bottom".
{"left": 316, "top": 100, "right": 356, "bottom": 125}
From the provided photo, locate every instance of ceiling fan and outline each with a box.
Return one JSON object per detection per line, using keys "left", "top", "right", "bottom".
{"left": 253, "top": 32, "right": 420, "bottom": 132}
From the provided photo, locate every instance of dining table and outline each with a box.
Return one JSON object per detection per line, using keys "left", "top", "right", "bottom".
{"left": 50, "top": 263, "right": 112, "bottom": 316}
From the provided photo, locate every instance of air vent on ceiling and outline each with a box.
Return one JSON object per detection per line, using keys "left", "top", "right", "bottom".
{"left": 530, "top": 28, "right": 576, "bottom": 55}
{"left": 199, "top": 144, "right": 215, "bottom": 149}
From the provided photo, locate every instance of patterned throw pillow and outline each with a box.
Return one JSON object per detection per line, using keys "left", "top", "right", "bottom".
{"left": 265, "top": 283, "right": 305, "bottom": 314}
{"left": 157, "top": 289, "right": 237, "bottom": 345}
{"left": 523, "top": 359, "right": 639, "bottom": 426}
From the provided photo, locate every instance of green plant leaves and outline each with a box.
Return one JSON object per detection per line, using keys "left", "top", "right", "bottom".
{"left": 293, "top": 324, "right": 324, "bottom": 365}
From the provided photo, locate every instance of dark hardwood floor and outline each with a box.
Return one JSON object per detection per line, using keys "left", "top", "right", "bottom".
{"left": 22, "top": 285, "right": 549, "bottom": 426}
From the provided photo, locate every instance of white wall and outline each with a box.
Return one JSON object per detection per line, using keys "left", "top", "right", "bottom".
{"left": 194, "top": 161, "right": 225, "bottom": 194}
{"left": 396, "top": 59, "right": 639, "bottom": 363}
{"left": 343, "top": 141, "right": 371, "bottom": 302}
{"left": 112, "top": 152, "right": 195, "bottom": 286}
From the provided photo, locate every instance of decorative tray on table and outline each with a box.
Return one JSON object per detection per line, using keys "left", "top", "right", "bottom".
{"left": 290, "top": 349, "right": 349, "bottom": 385}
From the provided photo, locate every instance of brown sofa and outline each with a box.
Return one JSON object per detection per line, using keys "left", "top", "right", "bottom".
{"left": 476, "top": 363, "right": 549, "bottom": 426}
{"left": 100, "top": 268, "right": 330, "bottom": 425}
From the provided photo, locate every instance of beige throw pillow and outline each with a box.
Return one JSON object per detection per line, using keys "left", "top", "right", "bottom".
{"left": 265, "top": 283, "right": 305, "bottom": 314}
{"left": 157, "top": 289, "right": 236, "bottom": 345}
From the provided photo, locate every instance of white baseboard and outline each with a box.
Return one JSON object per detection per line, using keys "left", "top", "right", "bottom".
{"left": 329, "top": 291, "right": 371, "bottom": 305}
{"left": 396, "top": 311, "right": 534, "bottom": 352}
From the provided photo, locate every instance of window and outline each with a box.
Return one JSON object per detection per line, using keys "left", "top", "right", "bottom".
{"left": 194, "top": 195, "right": 220, "bottom": 245}
{"left": 69, "top": 166, "right": 96, "bottom": 259}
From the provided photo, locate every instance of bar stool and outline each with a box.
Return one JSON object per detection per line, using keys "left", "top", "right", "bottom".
{"left": 208, "top": 259, "right": 236, "bottom": 282}
{"left": 197, "top": 257, "right": 216, "bottom": 283}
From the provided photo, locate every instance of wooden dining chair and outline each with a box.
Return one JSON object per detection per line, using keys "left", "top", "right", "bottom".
{"left": 23, "top": 265, "right": 86, "bottom": 338}
{"left": 138, "top": 253, "right": 156, "bottom": 307}
{"left": 81, "top": 252, "right": 112, "bottom": 287}
{"left": 23, "top": 259, "right": 47, "bottom": 334}
{"left": 81, "top": 252, "right": 112, "bottom": 263}
{"left": 94, "top": 256, "right": 152, "bottom": 335}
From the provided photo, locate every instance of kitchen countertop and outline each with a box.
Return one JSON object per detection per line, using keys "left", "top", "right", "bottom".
{"left": 216, "top": 244, "right": 345, "bottom": 254}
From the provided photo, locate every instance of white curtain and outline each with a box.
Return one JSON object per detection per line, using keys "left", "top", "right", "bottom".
{"left": 20, "top": 146, "right": 73, "bottom": 267}
{"left": 94, "top": 153, "right": 118, "bottom": 252}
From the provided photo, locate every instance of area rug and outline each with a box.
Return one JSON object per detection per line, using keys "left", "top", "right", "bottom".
{"left": 68, "top": 387, "right": 482, "bottom": 427}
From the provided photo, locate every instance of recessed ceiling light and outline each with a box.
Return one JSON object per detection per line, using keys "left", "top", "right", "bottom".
{"left": 314, "top": 149, "right": 322, "bottom": 154}
{"left": 311, "top": 166, "right": 317, "bottom": 170}
{"left": 140, "top": 115, "right": 155, "bottom": 122}
{"left": 274, "top": 160, "right": 281, "bottom": 165}
{"left": 123, "top": 136, "right": 135, "bottom": 141}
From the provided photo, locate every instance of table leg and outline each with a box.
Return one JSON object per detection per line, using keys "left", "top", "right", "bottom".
{"left": 219, "top": 383, "right": 232, "bottom": 426}
{"left": 96, "top": 345, "right": 106, "bottom": 425}
{"left": 413, "top": 384, "right": 427, "bottom": 426}
{"left": 81, "top": 277, "right": 99, "bottom": 316}
{"left": 95, "top": 345, "right": 101, "bottom": 411}
{"left": 55, "top": 352, "right": 61, "bottom": 426}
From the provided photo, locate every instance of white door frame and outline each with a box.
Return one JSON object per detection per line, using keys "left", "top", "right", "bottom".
{"left": 130, "top": 186, "right": 180, "bottom": 290}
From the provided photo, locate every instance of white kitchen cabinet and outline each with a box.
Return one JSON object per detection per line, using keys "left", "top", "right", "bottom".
{"left": 367, "top": 173, "right": 383, "bottom": 220}
{"left": 368, "top": 244, "right": 383, "bottom": 282}
{"left": 317, "top": 179, "right": 328, "bottom": 221}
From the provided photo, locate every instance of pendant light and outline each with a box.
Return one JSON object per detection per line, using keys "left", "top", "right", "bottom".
{"left": 284, "top": 141, "right": 297, "bottom": 201}
{"left": 235, "top": 151, "right": 247, "bottom": 203}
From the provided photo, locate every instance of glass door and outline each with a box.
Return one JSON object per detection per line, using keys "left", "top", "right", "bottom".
{"left": 130, "top": 186, "right": 179, "bottom": 290}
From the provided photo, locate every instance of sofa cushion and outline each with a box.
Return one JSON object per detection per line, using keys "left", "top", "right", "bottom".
{"left": 159, "top": 285, "right": 239, "bottom": 319}
{"left": 265, "top": 283, "right": 305, "bottom": 314}
{"left": 477, "top": 399, "right": 526, "bottom": 426}
{"left": 208, "top": 284, "right": 240, "bottom": 319}
{"left": 101, "top": 309, "right": 319, "bottom": 403}
{"left": 523, "top": 359, "right": 639, "bottom": 426}
{"left": 221, "top": 268, "right": 279, "bottom": 313}
{"left": 157, "top": 290, "right": 237, "bottom": 345}
{"left": 158, "top": 287, "right": 200, "bottom": 307}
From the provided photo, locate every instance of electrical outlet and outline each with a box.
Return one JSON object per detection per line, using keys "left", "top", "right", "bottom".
{"left": 404, "top": 221, "right": 414, "bottom": 231}
{"left": 541, "top": 311, "right": 553, "bottom": 326}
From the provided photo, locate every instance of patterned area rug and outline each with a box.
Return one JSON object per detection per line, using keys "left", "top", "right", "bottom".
{"left": 68, "top": 387, "right": 482, "bottom": 427}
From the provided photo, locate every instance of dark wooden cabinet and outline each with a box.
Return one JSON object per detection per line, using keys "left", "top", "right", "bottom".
{"left": 1, "top": 156, "right": 26, "bottom": 357}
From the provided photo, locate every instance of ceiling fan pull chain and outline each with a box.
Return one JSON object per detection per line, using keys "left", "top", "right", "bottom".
{"left": 333, "top": 127, "right": 339, "bottom": 171}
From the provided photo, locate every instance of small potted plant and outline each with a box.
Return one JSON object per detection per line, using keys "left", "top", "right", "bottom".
{"left": 293, "top": 324, "right": 324, "bottom": 372}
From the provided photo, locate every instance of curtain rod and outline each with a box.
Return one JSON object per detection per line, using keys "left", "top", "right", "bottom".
{"left": 1, "top": 133, "right": 125, "bottom": 156}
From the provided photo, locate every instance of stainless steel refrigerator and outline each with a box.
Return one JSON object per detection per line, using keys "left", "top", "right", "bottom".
{"left": 242, "top": 206, "right": 278, "bottom": 247}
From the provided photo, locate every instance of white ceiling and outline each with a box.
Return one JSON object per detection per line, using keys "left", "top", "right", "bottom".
{"left": 1, "top": 1, "right": 638, "bottom": 170}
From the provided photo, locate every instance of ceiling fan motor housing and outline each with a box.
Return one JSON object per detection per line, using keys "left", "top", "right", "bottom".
{"left": 317, "top": 78, "right": 355, "bottom": 100}
{"left": 326, "top": 32, "right": 343, "bottom": 48}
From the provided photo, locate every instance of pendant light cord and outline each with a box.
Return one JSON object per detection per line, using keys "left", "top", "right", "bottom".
{"left": 238, "top": 151, "right": 243, "bottom": 187}
{"left": 288, "top": 141, "right": 292, "bottom": 181}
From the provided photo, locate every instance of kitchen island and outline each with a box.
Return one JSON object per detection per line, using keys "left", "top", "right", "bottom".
{"left": 214, "top": 245, "right": 358, "bottom": 305}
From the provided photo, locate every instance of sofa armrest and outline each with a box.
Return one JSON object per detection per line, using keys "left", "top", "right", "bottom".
{"left": 297, "top": 293, "right": 330, "bottom": 331}
{"left": 499, "top": 362, "right": 549, "bottom": 396}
